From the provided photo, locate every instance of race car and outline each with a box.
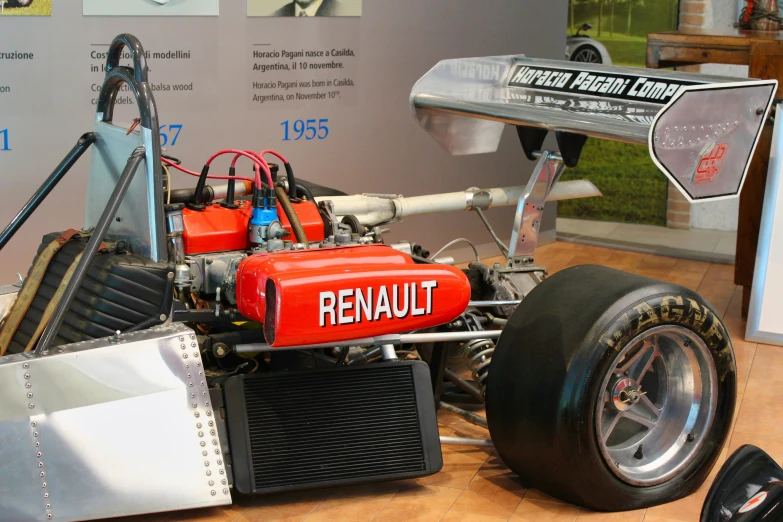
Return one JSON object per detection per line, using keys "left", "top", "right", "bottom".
{"left": 0, "top": 34, "right": 776, "bottom": 521}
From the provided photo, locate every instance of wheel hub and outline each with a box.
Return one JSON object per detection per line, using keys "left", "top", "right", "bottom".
{"left": 611, "top": 377, "right": 644, "bottom": 411}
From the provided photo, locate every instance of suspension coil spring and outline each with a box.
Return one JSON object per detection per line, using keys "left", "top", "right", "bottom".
{"left": 462, "top": 338, "right": 495, "bottom": 398}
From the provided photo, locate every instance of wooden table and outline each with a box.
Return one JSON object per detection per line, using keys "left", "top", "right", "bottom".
{"left": 647, "top": 28, "right": 783, "bottom": 318}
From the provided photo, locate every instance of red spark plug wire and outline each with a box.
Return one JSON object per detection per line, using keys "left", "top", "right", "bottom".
{"left": 161, "top": 157, "right": 256, "bottom": 184}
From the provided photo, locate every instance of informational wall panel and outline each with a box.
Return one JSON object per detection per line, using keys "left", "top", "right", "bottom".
{"left": 0, "top": 0, "right": 566, "bottom": 281}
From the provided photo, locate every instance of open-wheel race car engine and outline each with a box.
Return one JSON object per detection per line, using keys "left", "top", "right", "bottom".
{"left": 0, "top": 32, "right": 778, "bottom": 521}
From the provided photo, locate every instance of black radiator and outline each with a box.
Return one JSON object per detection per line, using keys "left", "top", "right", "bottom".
{"left": 224, "top": 361, "right": 442, "bottom": 494}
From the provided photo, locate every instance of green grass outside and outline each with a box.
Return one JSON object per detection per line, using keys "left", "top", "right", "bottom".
{"left": 558, "top": 140, "right": 668, "bottom": 226}
{"left": 0, "top": 0, "right": 51, "bottom": 16}
{"left": 592, "top": 34, "right": 648, "bottom": 67}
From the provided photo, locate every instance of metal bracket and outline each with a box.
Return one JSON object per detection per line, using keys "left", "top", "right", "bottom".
{"left": 506, "top": 151, "right": 565, "bottom": 267}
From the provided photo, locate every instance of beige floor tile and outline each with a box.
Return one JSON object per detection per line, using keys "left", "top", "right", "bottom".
{"left": 733, "top": 387, "right": 783, "bottom": 435}
{"left": 702, "top": 263, "right": 736, "bottom": 283}
{"left": 644, "top": 449, "right": 728, "bottom": 522}
{"left": 740, "top": 343, "right": 783, "bottom": 385}
{"left": 446, "top": 466, "right": 527, "bottom": 520}
{"left": 523, "top": 490, "right": 568, "bottom": 504}
{"left": 440, "top": 511, "right": 510, "bottom": 522}
{"left": 575, "top": 508, "right": 646, "bottom": 521}
{"left": 510, "top": 499, "right": 579, "bottom": 521}
{"left": 303, "top": 483, "right": 398, "bottom": 522}
{"left": 236, "top": 489, "right": 330, "bottom": 521}
{"left": 663, "top": 271, "right": 705, "bottom": 291}
{"left": 671, "top": 258, "right": 712, "bottom": 276}
{"left": 372, "top": 484, "right": 461, "bottom": 522}
{"left": 415, "top": 442, "right": 490, "bottom": 489}
{"left": 728, "top": 430, "right": 783, "bottom": 463}
{"left": 166, "top": 505, "right": 245, "bottom": 522}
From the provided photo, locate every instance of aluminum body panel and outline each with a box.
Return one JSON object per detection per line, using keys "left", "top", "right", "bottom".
{"left": 85, "top": 121, "right": 166, "bottom": 261}
{"left": 0, "top": 284, "right": 19, "bottom": 323}
{"left": 650, "top": 82, "right": 776, "bottom": 202}
{"left": 0, "top": 324, "right": 230, "bottom": 521}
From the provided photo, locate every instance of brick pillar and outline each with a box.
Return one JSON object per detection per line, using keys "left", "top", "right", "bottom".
{"left": 666, "top": 183, "right": 691, "bottom": 229}
{"left": 664, "top": 0, "right": 707, "bottom": 229}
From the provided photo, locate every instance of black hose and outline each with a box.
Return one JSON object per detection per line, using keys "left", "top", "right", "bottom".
{"left": 295, "top": 183, "right": 314, "bottom": 202}
{"left": 335, "top": 347, "right": 349, "bottom": 366}
{"left": 284, "top": 163, "right": 297, "bottom": 199}
{"left": 170, "top": 186, "right": 215, "bottom": 204}
{"left": 209, "top": 329, "right": 266, "bottom": 346}
{"left": 275, "top": 185, "right": 308, "bottom": 246}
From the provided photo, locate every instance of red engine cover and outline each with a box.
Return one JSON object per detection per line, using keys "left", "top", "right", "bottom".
{"left": 236, "top": 245, "right": 471, "bottom": 347}
{"left": 182, "top": 200, "right": 326, "bottom": 255}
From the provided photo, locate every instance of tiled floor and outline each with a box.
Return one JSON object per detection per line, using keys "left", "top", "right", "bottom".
{"left": 557, "top": 217, "right": 737, "bottom": 262}
{"left": 114, "top": 241, "right": 774, "bottom": 522}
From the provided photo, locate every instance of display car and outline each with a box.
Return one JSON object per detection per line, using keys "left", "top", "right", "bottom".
{"left": 0, "top": 34, "right": 776, "bottom": 521}
{"left": 566, "top": 23, "right": 612, "bottom": 64}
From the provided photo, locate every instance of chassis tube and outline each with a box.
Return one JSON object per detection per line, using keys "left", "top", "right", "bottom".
{"left": 35, "top": 147, "right": 147, "bottom": 355}
{"left": 0, "top": 133, "right": 96, "bottom": 250}
{"left": 317, "top": 180, "right": 600, "bottom": 226}
{"left": 235, "top": 329, "right": 502, "bottom": 354}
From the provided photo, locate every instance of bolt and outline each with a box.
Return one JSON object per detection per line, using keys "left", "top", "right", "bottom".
{"left": 687, "top": 433, "right": 696, "bottom": 442}
{"left": 757, "top": 108, "right": 765, "bottom": 115}
{"left": 115, "top": 217, "right": 122, "bottom": 222}
{"left": 206, "top": 258, "right": 213, "bottom": 265}
{"left": 23, "top": 363, "right": 29, "bottom": 369}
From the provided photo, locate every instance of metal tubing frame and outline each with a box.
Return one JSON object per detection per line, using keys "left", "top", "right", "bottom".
{"left": 439, "top": 401, "right": 488, "bottom": 428}
{"left": 440, "top": 436, "right": 494, "bottom": 447}
{"left": 0, "top": 133, "right": 96, "bottom": 250}
{"left": 35, "top": 147, "right": 147, "bottom": 355}
{"left": 443, "top": 368, "right": 484, "bottom": 403}
{"left": 506, "top": 150, "right": 565, "bottom": 266}
{"left": 235, "top": 330, "right": 502, "bottom": 354}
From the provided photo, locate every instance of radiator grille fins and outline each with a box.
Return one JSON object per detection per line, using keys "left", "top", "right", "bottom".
{"left": 240, "top": 365, "right": 429, "bottom": 491}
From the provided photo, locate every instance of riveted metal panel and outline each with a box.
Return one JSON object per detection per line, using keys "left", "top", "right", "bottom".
{"left": 0, "top": 324, "right": 230, "bottom": 522}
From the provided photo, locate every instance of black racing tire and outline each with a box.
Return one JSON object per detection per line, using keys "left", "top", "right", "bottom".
{"left": 571, "top": 44, "right": 603, "bottom": 64}
{"left": 485, "top": 265, "right": 736, "bottom": 512}
{"left": 10, "top": 0, "right": 33, "bottom": 6}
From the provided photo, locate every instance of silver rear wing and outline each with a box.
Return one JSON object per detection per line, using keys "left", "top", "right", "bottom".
{"left": 411, "top": 56, "right": 777, "bottom": 202}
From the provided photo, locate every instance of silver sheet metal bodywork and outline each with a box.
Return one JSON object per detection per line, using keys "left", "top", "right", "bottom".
{"left": 410, "top": 56, "right": 776, "bottom": 202}
{"left": 0, "top": 324, "right": 231, "bottom": 522}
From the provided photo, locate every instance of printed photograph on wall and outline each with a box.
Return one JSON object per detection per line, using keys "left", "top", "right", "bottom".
{"left": 248, "top": 0, "right": 362, "bottom": 17}
{"left": 559, "top": 0, "right": 679, "bottom": 226}
{"left": 1, "top": 0, "right": 51, "bottom": 16}
{"left": 83, "top": 0, "right": 219, "bottom": 16}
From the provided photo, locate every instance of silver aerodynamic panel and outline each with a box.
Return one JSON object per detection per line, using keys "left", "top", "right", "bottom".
{"left": 411, "top": 56, "right": 777, "bottom": 202}
{"left": 0, "top": 324, "right": 231, "bottom": 521}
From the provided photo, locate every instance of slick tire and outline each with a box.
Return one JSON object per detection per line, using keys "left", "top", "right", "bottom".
{"left": 485, "top": 265, "right": 736, "bottom": 511}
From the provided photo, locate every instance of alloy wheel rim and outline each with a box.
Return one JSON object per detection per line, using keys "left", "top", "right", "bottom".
{"left": 595, "top": 325, "right": 718, "bottom": 486}
{"left": 574, "top": 48, "right": 600, "bottom": 63}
